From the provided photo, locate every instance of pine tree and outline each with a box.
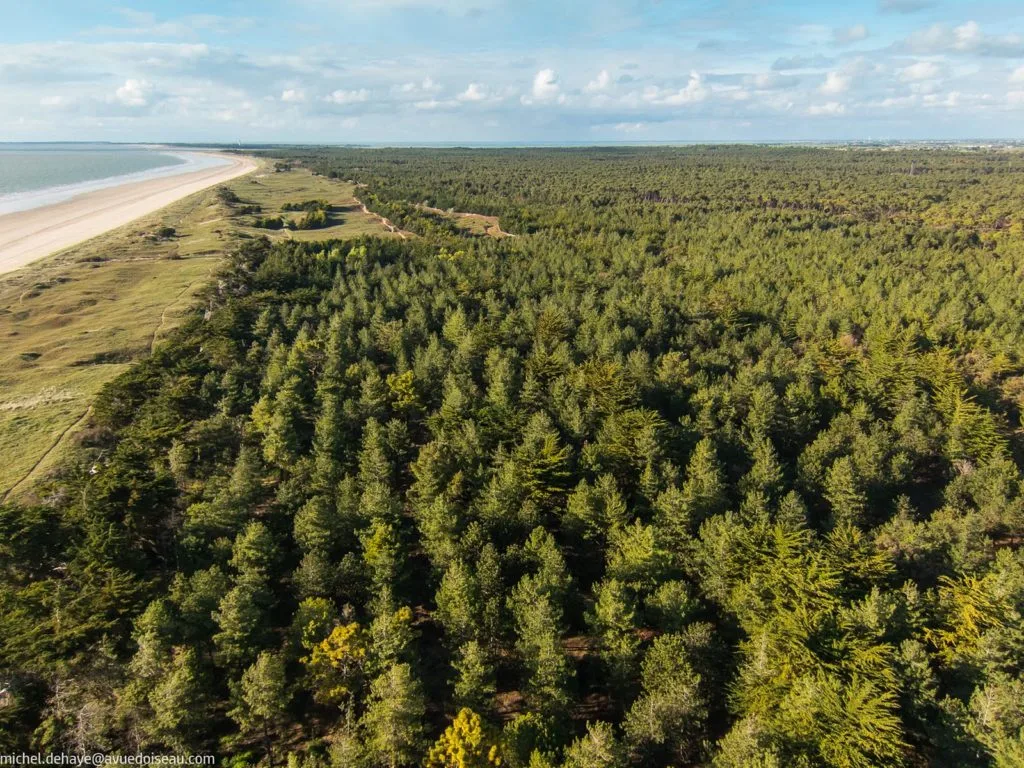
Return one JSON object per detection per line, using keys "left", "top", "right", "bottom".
{"left": 514, "top": 412, "right": 572, "bottom": 509}
{"left": 293, "top": 551, "right": 338, "bottom": 600}
{"left": 361, "top": 664, "right": 426, "bottom": 768}
{"left": 230, "top": 521, "right": 280, "bottom": 584}
{"left": 745, "top": 383, "right": 780, "bottom": 440}
{"left": 623, "top": 634, "right": 707, "bottom": 764}
{"left": 290, "top": 596, "right": 339, "bottom": 655}
{"left": 328, "top": 711, "right": 368, "bottom": 768}
{"left": 452, "top": 641, "right": 497, "bottom": 712}
{"left": 561, "top": 722, "right": 626, "bottom": 768}
{"left": 417, "top": 495, "right": 463, "bottom": 573}
{"left": 824, "top": 455, "right": 868, "bottom": 529}
{"left": 358, "top": 418, "right": 393, "bottom": 490}
{"left": 436, "top": 560, "right": 482, "bottom": 647}
{"left": 294, "top": 495, "right": 342, "bottom": 554}
{"left": 509, "top": 579, "right": 573, "bottom": 714}
{"left": 312, "top": 389, "right": 345, "bottom": 490}
{"left": 257, "top": 376, "right": 307, "bottom": 466}
{"left": 588, "top": 579, "right": 641, "bottom": 692}
{"left": 230, "top": 651, "right": 290, "bottom": 762}
{"left": 564, "top": 474, "right": 628, "bottom": 545}
{"left": 212, "top": 580, "right": 271, "bottom": 670}
{"left": 224, "top": 444, "right": 264, "bottom": 511}
{"left": 366, "top": 604, "right": 416, "bottom": 675}
{"left": 680, "top": 438, "right": 727, "bottom": 529}
{"left": 740, "top": 437, "right": 785, "bottom": 501}
{"left": 476, "top": 543, "right": 505, "bottom": 647}
{"left": 147, "top": 648, "right": 210, "bottom": 750}
{"left": 360, "top": 519, "right": 401, "bottom": 593}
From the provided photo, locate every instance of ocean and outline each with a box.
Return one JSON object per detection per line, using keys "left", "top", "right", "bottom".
{"left": 0, "top": 143, "right": 230, "bottom": 215}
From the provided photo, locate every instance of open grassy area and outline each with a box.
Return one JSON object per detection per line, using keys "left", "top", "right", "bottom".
{"left": 417, "top": 204, "right": 512, "bottom": 238}
{"left": 0, "top": 166, "right": 396, "bottom": 499}
{"left": 234, "top": 169, "right": 409, "bottom": 242}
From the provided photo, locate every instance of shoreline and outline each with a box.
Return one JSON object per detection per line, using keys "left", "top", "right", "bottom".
{"left": 0, "top": 149, "right": 226, "bottom": 216}
{"left": 0, "top": 152, "right": 257, "bottom": 276}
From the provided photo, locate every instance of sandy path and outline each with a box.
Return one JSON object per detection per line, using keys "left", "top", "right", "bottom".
{"left": 417, "top": 203, "right": 517, "bottom": 238}
{"left": 0, "top": 153, "right": 257, "bottom": 276}
{"left": 356, "top": 200, "right": 410, "bottom": 240}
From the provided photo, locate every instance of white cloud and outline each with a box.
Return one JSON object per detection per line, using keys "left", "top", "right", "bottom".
{"left": 954, "top": 21, "right": 982, "bottom": 51}
{"left": 394, "top": 77, "right": 440, "bottom": 95}
{"left": 900, "top": 61, "right": 941, "bottom": 81}
{"left": 643, "top": 72, "right": 708, "bottom": 105}
{"left": 904, "top": 20, "right": 1024, "bottom": 57}
{"left": 323, "top": 88, "right": 370, "bottom": 105}
{"left": 530, "top": 68, "right": 560, "bottom": 101}
{"left": 1011, "top": 66, "right": 1024, "bottom": 84}
{"left": 807, "top": 101, "right": 846, "bottom": 116}
{"left": 905, "top": 23, "right": 953, "bottom": 53}
{"left": 871, "top": 95, "right": 918, "bottom": 109}
{"left": 584, "top": 70, "right": 611, "bottom": 93}
{"left": 833, "top": 24, "right": 869, "bottom": 45}
{"left": 820, "top": 71, "right": 850, "bottom": 94}
{"left": 281, "top": 88, "right": 305, "bottom": 102}
{"left": 923, "top": 91, "right": 961, "bottom": 108}
{"left": 457, "top": 83, "right": 487, "bottom": 102}
{"left": 1009, "top": 90, "right": 1024, "bottom": 105}
{"left": 115, "top": 78, "right": 151, "bottom": 107}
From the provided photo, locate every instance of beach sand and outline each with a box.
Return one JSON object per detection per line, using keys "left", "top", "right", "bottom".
{"left": 0, "top": 152, "right": 257, "bottom": 276}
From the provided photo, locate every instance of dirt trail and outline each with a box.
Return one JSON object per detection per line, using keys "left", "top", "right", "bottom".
{"left": 353, "top": 198, "right": 410, "bottom": 240}
{"left": 1, "top": 407, "right": 92, "bottom": 502}
{"left": 417, "top": 204, "right": 517, "bottom": 238}
{"left": 150, "top": 263, "right": 215, "bottom": 352}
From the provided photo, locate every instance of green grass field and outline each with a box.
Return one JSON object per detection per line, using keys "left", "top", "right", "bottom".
{"left": 0, "top": 166, "right": 396, "bottom": 499}
{"left": 234, "top": 170, "right": 408, "bottom": 242}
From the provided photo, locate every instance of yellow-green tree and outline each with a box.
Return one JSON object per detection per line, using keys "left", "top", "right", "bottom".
{"left": 302, "top": 622, "right": 368, "bottom": 705}
{"left": 424, "top": 708, "right": 502, "bottom": 768}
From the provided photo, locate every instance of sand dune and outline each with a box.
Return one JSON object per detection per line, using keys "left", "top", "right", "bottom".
{"left": 0, "top": 153, "right": 257, "bottom": 276}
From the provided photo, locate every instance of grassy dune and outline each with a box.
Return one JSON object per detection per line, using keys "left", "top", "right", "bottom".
{"left": 0, "top": 167, "right": 396, "bottom": 499}
{"left": 236, "top": 169, "right": 405, "bottom": 241}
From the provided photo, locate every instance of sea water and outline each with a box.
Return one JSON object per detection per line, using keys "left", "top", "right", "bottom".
{"left": 0, "top": 143, "right": 230, "bottom": 215}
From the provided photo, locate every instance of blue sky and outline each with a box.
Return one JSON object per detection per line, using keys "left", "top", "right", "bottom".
{"left": 2, "top": 0, "right": 1024, "bottom": 142}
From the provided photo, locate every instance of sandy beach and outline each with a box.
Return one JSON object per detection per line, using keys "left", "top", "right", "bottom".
{"left": 0, "top": 153, "right": 257, "bottom": 276}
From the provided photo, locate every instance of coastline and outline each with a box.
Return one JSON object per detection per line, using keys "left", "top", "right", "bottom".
{"left": 0, "top": 152, "right": 257, "bottom": 276}
{"left": 0, "top": 149, "right": 226, "bottom": 216}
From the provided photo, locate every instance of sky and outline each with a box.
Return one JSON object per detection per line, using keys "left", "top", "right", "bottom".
{"left": 2, "top": 0, "right": 1024, "bottom": 143}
